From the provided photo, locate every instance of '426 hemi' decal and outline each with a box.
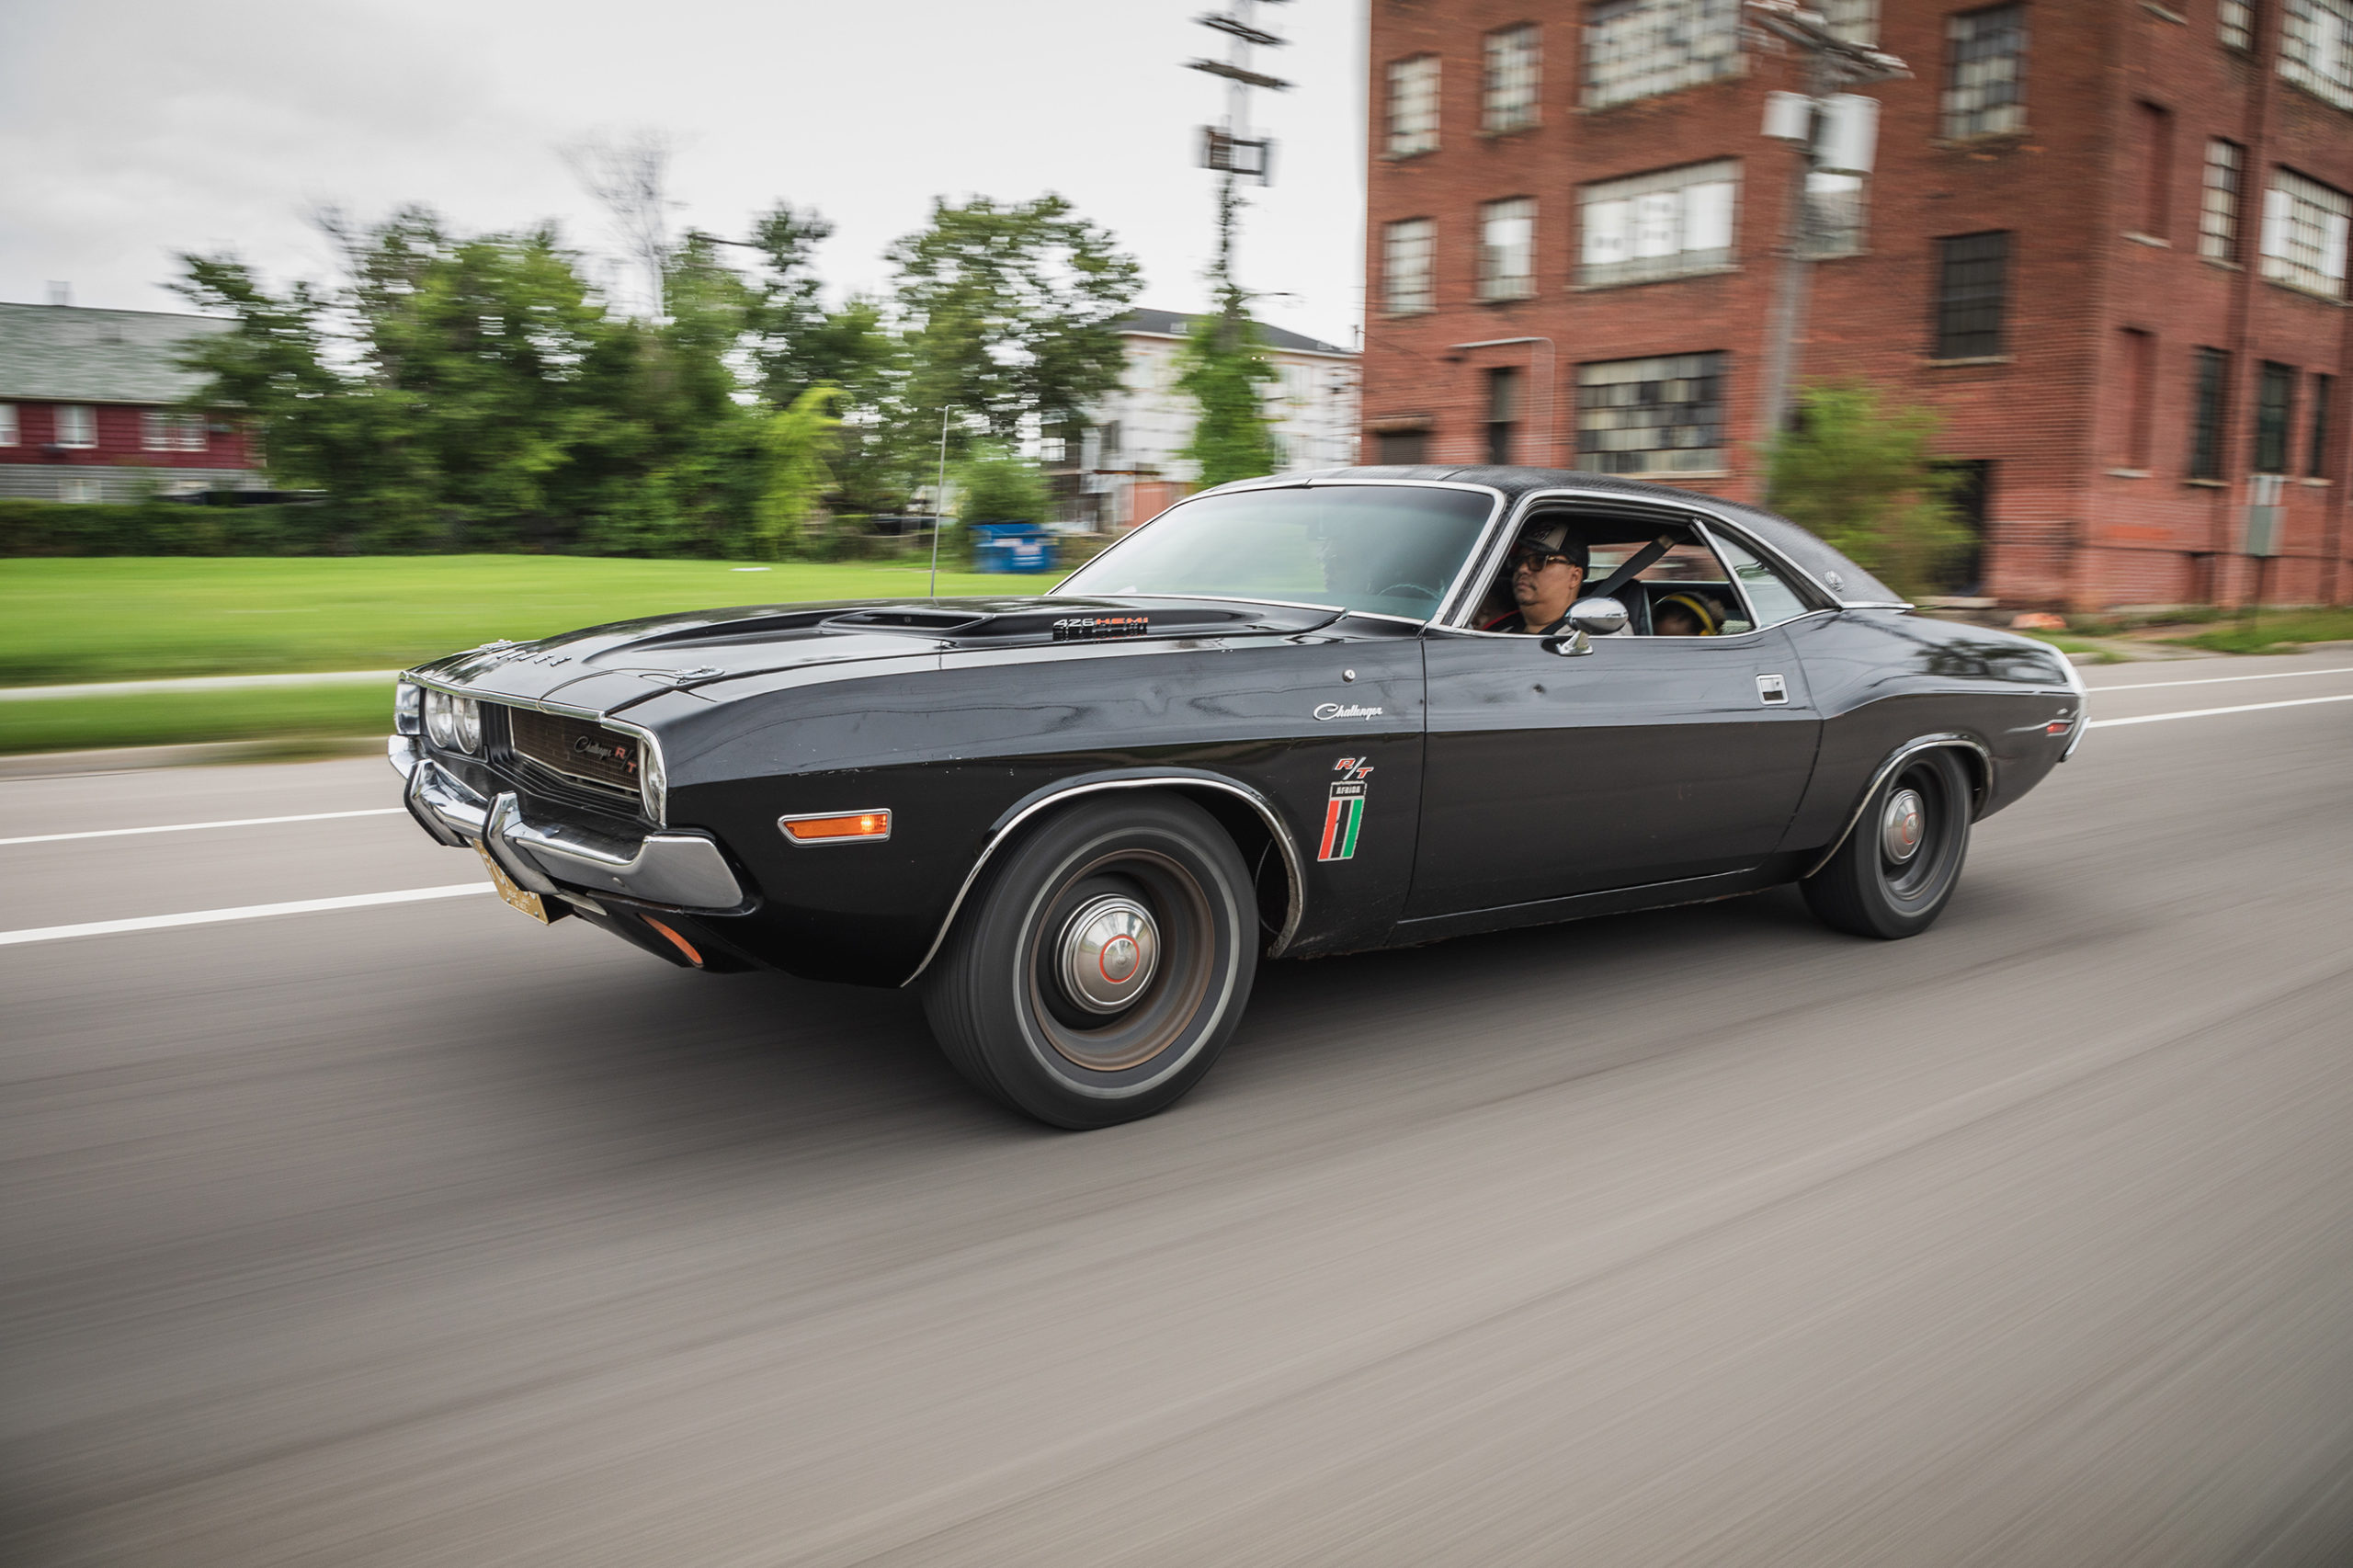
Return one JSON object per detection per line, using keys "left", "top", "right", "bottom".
{"left": 1319, "top": 757, "right": 1374, "bottom": 861}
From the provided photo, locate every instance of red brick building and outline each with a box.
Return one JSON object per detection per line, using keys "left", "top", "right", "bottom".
{"left": 1362, "top": 0, "right": 2353, "bottom": 608}
{"left": 0, "top": 301, "right": 261, "bottom": 503}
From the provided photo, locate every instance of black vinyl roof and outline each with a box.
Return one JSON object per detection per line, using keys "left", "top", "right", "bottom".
{"left": 1237, "top": 464, "right": 1909, "bottom": 610}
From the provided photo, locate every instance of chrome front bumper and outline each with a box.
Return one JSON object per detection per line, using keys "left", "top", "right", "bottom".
{"left": 390, "top": 736, "right": 746, "bottom": 912}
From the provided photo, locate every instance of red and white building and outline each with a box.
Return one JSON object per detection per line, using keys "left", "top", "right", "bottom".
{"left": 0, "top": 301, "right": 261, "bottom": 502}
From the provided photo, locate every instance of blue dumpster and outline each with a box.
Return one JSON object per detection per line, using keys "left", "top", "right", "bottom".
{"left": 971, "top": 521, "right": 1056, "bottom": 574}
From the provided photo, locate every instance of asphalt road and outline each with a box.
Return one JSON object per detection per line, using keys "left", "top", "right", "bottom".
{"left": 7, "top": 653, "right": 2353, "bottom": 1566}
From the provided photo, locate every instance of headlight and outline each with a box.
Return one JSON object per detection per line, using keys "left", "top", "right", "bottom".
{"left": 452, "top": 695, "right": 482, "bottom": 754}
{"left": 637, "top": 732, "right": 667, "bottom": 824}
{"left": 424, "top": 688, "right": 456, "bottom": 748}
{"left": 394, "top": 681, "right": 422, "bottom": 735}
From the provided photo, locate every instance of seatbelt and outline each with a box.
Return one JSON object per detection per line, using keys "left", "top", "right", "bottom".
{"left": 1587, "top": 532, "right": 1680, "bottom": 602}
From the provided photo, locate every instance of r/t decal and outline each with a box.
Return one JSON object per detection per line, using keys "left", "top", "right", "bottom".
{"left": 1319, "top": 758, "right": 1374, "bottom": 861}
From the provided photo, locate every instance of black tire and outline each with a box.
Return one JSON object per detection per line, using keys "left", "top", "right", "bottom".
{"left": 918, "top": 794, "right": 1258, "bottom": 1129}
{"left": 1802, "top": 748, "right": 1974, "bottom": 939}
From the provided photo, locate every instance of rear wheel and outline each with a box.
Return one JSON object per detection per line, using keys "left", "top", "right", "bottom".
{"left": 1802, "top": 749, "right": 1973, "bottom": 939}
{"left": 918, "top": 795, "right": 1257, "bottom": 1128}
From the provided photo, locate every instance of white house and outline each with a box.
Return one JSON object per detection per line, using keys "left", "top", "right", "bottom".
{"left": 1066, "top": 308, "right": 1359, "bottom": 530}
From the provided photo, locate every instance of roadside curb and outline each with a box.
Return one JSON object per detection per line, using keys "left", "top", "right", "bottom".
{"left": 0, "top": 737, "right": 383, "bottom": 780}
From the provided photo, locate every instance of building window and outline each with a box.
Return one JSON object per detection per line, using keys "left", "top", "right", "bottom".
{"left": 1933, "top": 232, "right": 2009, "bottom": 359}
{"left": 1824, "top": 0, "right": 1879, "bottom": 44}
{"left": 60, "top": 475, "right": 102, "bottom": 504}
{"left": 142, "top": 410, "right": 208, "bottom": 452}
{"left": 2262, "top": 167, "right": 2352, "bottom": 297}
{"left": 2188, "top": 347, "right": 2229, "bottom": 480}
{"left": 2281, "top": 0, "right": 2353, "bottom": 109}
{"left": 2255, "top": 361, "right": 2297, "bottom": 472}
{"left": 1579, "top": 160, "right": 1738, "bottom": 287}
{"left": 1384, "top": 218, "right": 1436, "bottom": 314}
{"left": 2201, "top": 140, "right": 2244, "bottom": 261}
{"left": 2221, "top": 0, "right": 2254, "bottom": 49}
{"left": 2308, "top": 372, "right": 2333, "bottom": 476}
{"left": 1387, "top": 55, "right": 1440, "bottom": 156}
{"left": 1943, "top": 5, "right": 2028, "bottom": 139}
{"left": 1486, "top": 368, "right": 1522, "bottom": 465}
{"left": 1483, "top": 25, "right": 1541, "bottom": 131}
{"left": 1584, "top": 0, "right": 1741, "bottom": 111}
{"left": 52, "top": 404, "right": 97, "bottom": 448}
{"left": 1807, "top": 171, "right": 1869, "bottom": 256}
{"left": 2120, "top": 328, "right": 2155, "bottom": 471}
{"left": 2133, "top": 102, "right": 2173, "bottom": 239}
{"left": 0, "top": 404, "right": 16, "bottom": 446}
{"left": 1479, "top": 198, "right": 1538, "bottom": 299}
{"left": 1575, "top": 351, "right": 1727, "bottom": 474}
{"left": 1376, "top": 428, "right": 1429, "bottom": 464}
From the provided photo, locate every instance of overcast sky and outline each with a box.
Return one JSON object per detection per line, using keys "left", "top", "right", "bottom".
{"left": 0, "top": 0, "right": 1369, "bottom": 347}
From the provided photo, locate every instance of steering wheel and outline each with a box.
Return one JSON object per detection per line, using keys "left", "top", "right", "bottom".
{"left": 1378, "top": 582, "right": 1441, "bottom": 602}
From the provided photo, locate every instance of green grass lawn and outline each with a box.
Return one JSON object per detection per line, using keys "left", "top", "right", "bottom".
{"left": 0, "top": 555, "right": 1023, "bottom": 753}
{"left": 0, "top": 555, "right": 1009, "bottom": 687}
{"left": 2163, "top": 608, "right": 2353, "bottom": 653}
{"left": 0, "top": 681, "right": 396, "bottom": 756}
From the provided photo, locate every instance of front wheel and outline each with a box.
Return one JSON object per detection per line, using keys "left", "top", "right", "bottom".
{"left": 918, "top": 795, "right": 1258, "bottom": 1128}
{"left": 1802, "top": 748, "right": 1974, "bottom": 939}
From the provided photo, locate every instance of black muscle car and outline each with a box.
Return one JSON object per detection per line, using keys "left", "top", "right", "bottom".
{"left": 391, "top": 467, "right": 2086, "bottom": 1127}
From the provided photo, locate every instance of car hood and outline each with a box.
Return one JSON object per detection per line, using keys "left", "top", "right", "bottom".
{"left": 407, "top": 596, "right": 1352, "bottom": 712}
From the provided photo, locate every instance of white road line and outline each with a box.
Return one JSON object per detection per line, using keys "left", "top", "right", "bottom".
{"left": 0, "top": 808, "right": 405, "bottom": 847}
{"left": 0, "top": 883, "right": 494, "bottom": 948}
{"left": 2086, "top": 692, "right": 2353, "bottom": 729}
{"left": 2092, "top": 664, "right": 2353, "bottom": 693}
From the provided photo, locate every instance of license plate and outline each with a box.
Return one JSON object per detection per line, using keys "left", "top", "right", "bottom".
{"left": 472, "top": 839, "right": 553, "bottom": 924}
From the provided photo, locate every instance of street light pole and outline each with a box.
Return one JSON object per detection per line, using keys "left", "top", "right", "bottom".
{"left": 1745, "top": 2, "right": 1910, "bottom": 449}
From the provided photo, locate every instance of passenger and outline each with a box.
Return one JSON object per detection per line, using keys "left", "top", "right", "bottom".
{"left": 1483, "top": 522, "right": 1589, "bottom": 634}
{"left": 1652, "top": 592, "right": 1724, "bottom": 637}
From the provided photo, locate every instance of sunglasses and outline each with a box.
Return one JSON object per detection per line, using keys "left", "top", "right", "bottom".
{"left": 1510, "top": 549, "right": 1575, "bottom": 573}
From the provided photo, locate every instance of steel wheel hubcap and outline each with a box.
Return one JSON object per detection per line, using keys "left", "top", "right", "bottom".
{"left": 1881, "top": 788, "right": 1927, "bottom": 864}
{"left": 1058, "top": 894, "right": 1159, "bottom": 1014}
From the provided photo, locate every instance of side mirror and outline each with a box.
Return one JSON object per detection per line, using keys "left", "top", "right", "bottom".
{"left": 1567, "top": 596, "right": 1629, "bottom": 636}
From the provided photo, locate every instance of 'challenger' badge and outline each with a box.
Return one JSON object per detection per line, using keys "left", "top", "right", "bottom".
{"left": 1319, "top": 757, "right": 1374, "bottom": 862}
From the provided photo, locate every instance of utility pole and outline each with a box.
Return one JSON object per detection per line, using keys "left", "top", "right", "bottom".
{"left": 1188, "top": 0, "right": 1291, "bottom": 340}
{"left": 1747, "top": 2, "right": 1910, "bottom": 449}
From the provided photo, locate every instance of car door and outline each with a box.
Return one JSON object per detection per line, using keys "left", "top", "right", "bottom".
{"left": 1406, "top": 623, "right": 1821, "bottom": 917}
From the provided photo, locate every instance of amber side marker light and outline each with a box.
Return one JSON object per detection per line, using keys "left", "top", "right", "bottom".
{"left": 779, "top": 810, "right": 892, "bottom": 846}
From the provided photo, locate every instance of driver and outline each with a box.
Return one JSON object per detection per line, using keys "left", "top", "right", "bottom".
{"left": 1483, "top": 521, "right": 1589, "bottom": 634}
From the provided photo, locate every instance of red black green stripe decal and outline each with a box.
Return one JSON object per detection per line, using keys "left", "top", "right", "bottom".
{"left": 1318, "top": 783, "right": 1366, "bottom": 861}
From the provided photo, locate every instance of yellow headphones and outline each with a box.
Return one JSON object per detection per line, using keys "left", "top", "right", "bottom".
{"left": 1654, "top": 593, "right": 1722, "bottom": 635}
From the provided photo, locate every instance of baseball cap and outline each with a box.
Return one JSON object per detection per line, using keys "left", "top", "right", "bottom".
{"left": 1510, "top": 520, "right": 1589, "bottom": 573}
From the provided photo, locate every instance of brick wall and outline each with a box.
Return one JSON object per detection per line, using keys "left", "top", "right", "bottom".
{"left": 1363, "top": 0, "right": 2353, "bottom": 608}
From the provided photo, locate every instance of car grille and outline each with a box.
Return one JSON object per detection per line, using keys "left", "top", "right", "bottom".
{"left": 500, "top": 706, "right": 646, "bottom": 811}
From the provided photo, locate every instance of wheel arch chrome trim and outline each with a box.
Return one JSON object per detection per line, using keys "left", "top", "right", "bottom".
{"left": 900, "top": 770, "right": 1310, "bottom": 987}
{"left": 1803, "top": 733, "right": 1993, "bottom": 880}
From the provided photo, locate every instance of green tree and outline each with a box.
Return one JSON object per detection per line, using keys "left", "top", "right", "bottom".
{"left": 751, "top": 386, "right": 845, "bottom": 559}
{"left": 954, "top": 442, "right": 1048, "bottom": 523}
{"left": 888, "top": 195, "right": 1141, "bottom": 452}
{"left": 1765, "top": 381, "right": 1972, "bottom": 598}
{"left": 1177, "top": 310, "right": 1280, "bottom": 488}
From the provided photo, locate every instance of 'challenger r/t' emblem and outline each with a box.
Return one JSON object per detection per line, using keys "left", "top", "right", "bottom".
{"left": 1319, "top": 757, "right": 1374, "bottom": 861}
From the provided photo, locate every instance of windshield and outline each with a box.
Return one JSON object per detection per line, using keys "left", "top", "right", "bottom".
{"left": 1057, "top": 485, "right": 1495, "bottom": 620}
